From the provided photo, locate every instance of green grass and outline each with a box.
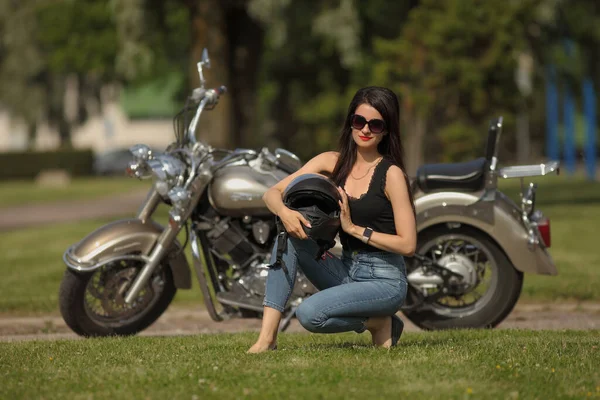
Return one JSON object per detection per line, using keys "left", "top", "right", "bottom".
{"left": 1, "top": 330, "right": 598, "bottom": 399}
{"left": 0, "top": 177, "right": 149, "bottom": 208}
{"left": 0, "top": 175, "right": 598, "bottom": 315}
{"left": 518, "top": 203, "right": 600, "bottom": 301}
{"left": 498, "top": 173, "right": 600, "bottom": 208}
{"left": 498, "top": 175, "right": 600, "bottom": 301}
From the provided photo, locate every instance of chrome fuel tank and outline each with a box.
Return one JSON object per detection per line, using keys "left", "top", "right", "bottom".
{"left": 208, "top": 163, "right": 289, "bottom": 217}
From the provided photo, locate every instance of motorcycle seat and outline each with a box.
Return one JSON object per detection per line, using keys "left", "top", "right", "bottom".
{"left": 416, "top": 157, "right": 488, "bottom": 193}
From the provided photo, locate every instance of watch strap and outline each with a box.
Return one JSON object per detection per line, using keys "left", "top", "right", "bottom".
{"left": 361, "top": 227, "right": 373, "bottom": 244}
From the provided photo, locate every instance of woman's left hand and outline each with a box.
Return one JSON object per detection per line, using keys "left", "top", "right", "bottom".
{"left": 337, "top": 187, "right": 355, "bottom": 234}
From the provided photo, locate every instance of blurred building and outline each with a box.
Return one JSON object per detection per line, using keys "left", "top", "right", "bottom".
{"left": 0, "top": 106, "right": 173, "bottom": 154}
{"left": 0, "top": 77, "right": 180, "bottom": 154}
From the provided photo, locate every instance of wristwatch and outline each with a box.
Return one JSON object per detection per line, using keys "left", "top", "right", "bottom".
{"left": 361, "top": 227, "right": 373, "bottom": 244}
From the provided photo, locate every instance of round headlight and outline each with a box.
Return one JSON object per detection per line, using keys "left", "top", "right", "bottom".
{"left": 126, "top": 160, "right": 152, "bottom": 180}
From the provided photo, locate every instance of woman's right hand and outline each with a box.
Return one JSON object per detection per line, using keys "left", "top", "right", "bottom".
{"left": 278, "top": 207, "right": 312, "bottom": 239}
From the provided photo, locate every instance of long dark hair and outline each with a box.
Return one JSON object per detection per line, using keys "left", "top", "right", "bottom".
{"left": 330, "top": 86, "right": 416, "bottom": 217}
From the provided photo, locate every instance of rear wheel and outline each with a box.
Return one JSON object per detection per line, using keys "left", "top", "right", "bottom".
{"left": 59, "top": 258, "right": 176, "bottom": 337}
{"left": 403, "top": 226, "right": 523, "bottom": 330}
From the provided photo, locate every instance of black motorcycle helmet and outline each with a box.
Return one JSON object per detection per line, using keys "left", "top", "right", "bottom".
{"left": 282, "top": 173, "right": 342, "bottom": 255}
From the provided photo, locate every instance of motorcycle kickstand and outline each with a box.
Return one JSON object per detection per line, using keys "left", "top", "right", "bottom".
{"left": 278, "top": 306, "right": 298, "bottom": 332}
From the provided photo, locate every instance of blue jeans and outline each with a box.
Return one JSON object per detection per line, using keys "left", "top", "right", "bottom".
{"left": 263, "top": 237, "right": 408, "bottom": 334}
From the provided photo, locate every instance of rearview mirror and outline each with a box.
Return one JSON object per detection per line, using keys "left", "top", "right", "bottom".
{"left": 197, "top": 48, "right": 211, "bottom": 88}
{"left": 201, "top": 48, "right": 211, "bottom": 69}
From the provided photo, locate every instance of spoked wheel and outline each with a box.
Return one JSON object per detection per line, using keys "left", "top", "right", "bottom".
{"left": 403, "top": 226, "right": 522, "bottom": 330}
{"left": 59, "top": 257, "right": 176, "bottom": 337}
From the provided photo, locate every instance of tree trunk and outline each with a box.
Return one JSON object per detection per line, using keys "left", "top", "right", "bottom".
{"left": 46, "top": 75, "right": 73, "bottom": 149}
{"left": 225, "top": 6, "right": 264, "bottom": 148}
{"left": 188, "top": 0, "right": 232, "bottom": 148}
{"left": 516, "top": 106, "right": 530, "bottom": 163}
{"left": 272, "top": 81, "right": 297, "bottom": 152}
{"left": 58, "top": 117, "right": 72, "bottom": 149}
{"left": 27, "top": 122, "right": 37, "bottom": 151}
{"left": 403, "top": 107, "right": 426, "bottom": 177}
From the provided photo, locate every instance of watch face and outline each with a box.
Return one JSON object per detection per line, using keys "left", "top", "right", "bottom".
{"left": 363, "top": 227, "right": 373, "bottom": 243}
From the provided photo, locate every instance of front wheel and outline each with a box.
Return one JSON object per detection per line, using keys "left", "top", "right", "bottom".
{"left": 59, "top": 258, "right": 177, "bottom": 337}
{"left": 403, "top": 226, "right": 523, "bottom": 330}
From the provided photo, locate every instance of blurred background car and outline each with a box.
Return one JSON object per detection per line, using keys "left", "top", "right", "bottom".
{"left": 93, "top": 148, "right": 158, "bottom": 176}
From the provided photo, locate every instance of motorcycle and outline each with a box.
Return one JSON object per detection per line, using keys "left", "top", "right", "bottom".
{"left": 59, "top": 49, "right": 560, "bottom": 336}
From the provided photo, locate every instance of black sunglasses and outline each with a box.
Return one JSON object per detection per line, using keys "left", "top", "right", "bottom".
{"left": 350, "top": 114, "right": 386, "bottom": 134}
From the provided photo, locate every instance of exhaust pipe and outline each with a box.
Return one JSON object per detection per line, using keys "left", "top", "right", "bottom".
{"left": 407, "top": 269, "right": 444, "bottom": 286}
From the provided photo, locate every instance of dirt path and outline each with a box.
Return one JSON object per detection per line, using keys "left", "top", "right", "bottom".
{"left": 0, "top": 189, "right": 148, "bottom": 231}
{"left": 1, "top": 302, "right": 599, "bottom": 342}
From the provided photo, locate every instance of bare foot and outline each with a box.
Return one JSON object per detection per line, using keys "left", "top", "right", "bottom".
{"left": 365, "top": 316, "right": 392, "bottom": 348}
{"left": 247, "top": 340, "right": 278, "bottom": 354}
{"left": 247, "top": 307, "right": 281, "bottom": 353}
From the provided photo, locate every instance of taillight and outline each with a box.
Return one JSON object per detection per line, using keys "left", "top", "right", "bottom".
{"left": 537, "top": 217, "right": 551, "bottom": 248}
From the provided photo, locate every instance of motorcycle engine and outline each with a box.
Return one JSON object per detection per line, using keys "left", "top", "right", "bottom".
{"left": 204, "top": 216, "right": 317, "bottom": 298}
{"left": 235, "top": 257, "right": 317, "bottom": 298}
{"left": 205, "top": 217, "right": 270, "bottom": 270}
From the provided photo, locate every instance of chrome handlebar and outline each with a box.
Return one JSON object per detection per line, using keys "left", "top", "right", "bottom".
{"left": 186, "top": 85, "right": 227, "bottom": 145}
{"left": 187, "top": 47, "right": 227, "bottom": 145}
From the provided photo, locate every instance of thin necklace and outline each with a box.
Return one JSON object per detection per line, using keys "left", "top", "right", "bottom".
{"left": 350, "top": 157, "right": 382, "bottom": 180}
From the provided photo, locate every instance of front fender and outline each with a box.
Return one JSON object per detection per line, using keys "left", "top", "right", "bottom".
{"left": 415, "top": 191, "right": 557, "bottom": 275}
{"left": 63, "top": 218, "right": 192, "bottom": 289}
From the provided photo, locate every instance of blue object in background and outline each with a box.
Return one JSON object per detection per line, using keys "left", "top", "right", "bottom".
{"left": 583, "top": 78, "right": 597, "bottom": 181}
{"left": 545, "top": 65, "right": 559, "bottom": 162}
{"left": 563, "top": 81, "right": 576, "bottom": 175}
{"left": 563, "top": 40, "right": 576, "bottom": 175}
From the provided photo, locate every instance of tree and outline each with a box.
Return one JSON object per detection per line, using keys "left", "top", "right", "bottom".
{"left": 254, "top": 0, "right": 417, "bottom": 159}
{"left": 0, "top": 1, "right": 46, "bottom": 149}
{"left": 112, "top": 0, "right": 417, "bottom": 159}
{"left": 0, "top": 0, "right": 119, "bottom": 149}
{"left": 113, "top": 0, "right": 264, "bottom": 148}
{"left": 371, "top": 0, "right": 546, "bottom": 168}
{"left": 543, "top": 0, "right": 600, "bottom": 88}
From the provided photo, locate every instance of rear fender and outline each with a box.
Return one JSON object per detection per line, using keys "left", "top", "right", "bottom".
{"left": 63, "top": 218, "right": 192, "bottom": 289}
{"left": 415, "top": 191, "right": 557, "bottom": 275}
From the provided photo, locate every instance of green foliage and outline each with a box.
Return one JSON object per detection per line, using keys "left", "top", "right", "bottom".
{"left": 0, "top": 1, "right": 47, "bottom": 127}
{"left": 437, "top": 121, "right": 483, "bottom": 162}
{"left": 0, "top": 0, "right": 190, "bottom": 147}
{"left": 112, "top": 0, "right": 190, "bottom": 84}
{"left": 120, "top": 72, "right": 183, "bottom": 119}
{"left": 542, "top": 0, "right": 600, "bottom": 88}
{"left": 36, "top": 1, "right": 118, "bottom": 77}
{"left": 0, "top": 150, "right": 94, "bottom": 180}
{"left": 2, "top": 0, "right": 600, "bottom": 162}
{"left": 0, "top": 0, "right": 121, "bottom": 148}
{"left": 255, "top": 0, "right": 412, "bottom": 160}
{"left": 370, "top": 0, "right": 543, "bottom": 160}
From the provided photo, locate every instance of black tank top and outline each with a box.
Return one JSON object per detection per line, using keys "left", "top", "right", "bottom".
{"left": 340, "top": 158, "right": 396, "bottom": 252}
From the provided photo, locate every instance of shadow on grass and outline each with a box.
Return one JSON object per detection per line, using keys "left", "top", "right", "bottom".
{"left": 295, "top": 341, "right": 373, "bottom": 350}
{"left": 295, "top": 337, "right": 452, "bottom": 351}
